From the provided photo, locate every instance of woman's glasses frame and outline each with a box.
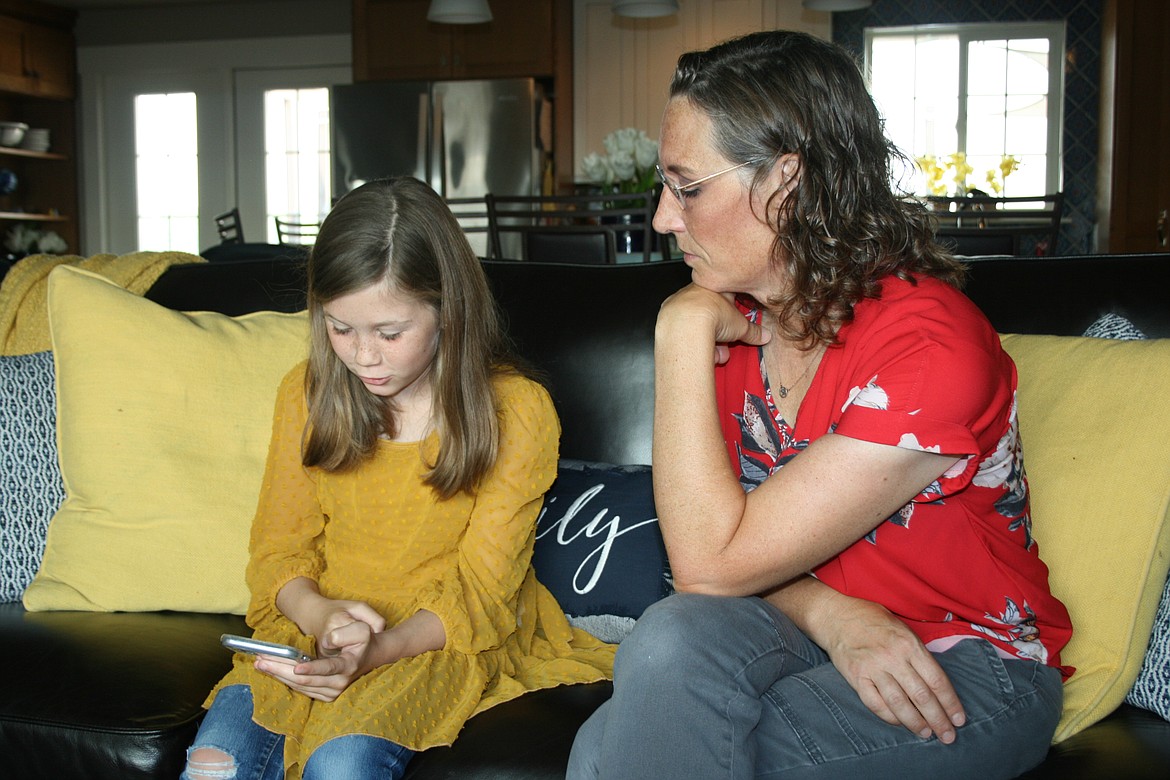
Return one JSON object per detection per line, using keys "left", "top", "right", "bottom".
{"left": 655, "top": 161, "right": 751, "bottom": 210}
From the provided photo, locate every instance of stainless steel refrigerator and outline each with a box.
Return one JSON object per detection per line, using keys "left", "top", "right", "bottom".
{"left": 331, "top": 78, "right": 551, "bottom": 256}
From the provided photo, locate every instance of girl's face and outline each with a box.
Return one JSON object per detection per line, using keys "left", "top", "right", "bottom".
{"left": 652, "top": 98, "right": 792, "bottom": 302}
{"left": 322, "top": 281, "right": 440, "bottom": 406}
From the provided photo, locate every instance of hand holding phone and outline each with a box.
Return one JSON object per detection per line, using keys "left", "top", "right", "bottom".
{"left": 220, "top": 633, "right": 314, "bottom": 663}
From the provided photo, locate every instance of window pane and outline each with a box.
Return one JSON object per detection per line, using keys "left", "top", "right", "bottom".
{"left": 867, "top": 23, "right": 1060, "bottom": 197}
{"left": 264, "top": 87, "right": 331, "bottom": 243}
{"left": 134, "top": 92, "right": 199, "bottom": 253}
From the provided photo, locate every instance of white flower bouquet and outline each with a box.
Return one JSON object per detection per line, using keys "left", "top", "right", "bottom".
{"left": 581, "top": 128, "right": 659, "bottom": 194}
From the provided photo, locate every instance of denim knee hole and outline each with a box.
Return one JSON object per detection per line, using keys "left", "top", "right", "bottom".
{"left": 183, "top": 745, "right": 238, "bottom": 780}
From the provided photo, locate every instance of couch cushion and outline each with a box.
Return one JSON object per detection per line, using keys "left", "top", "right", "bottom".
{"left": 533, "top": 460, "right": 671, "bottom": 635}
{"left": 22, "top": 266, "right": 308, "bottom": 613}
{"left": 0, "top": 351, "right": 64, "bottom": 601}
{"left": 1000, "top": 333, "right": 1170, "bottom": 741}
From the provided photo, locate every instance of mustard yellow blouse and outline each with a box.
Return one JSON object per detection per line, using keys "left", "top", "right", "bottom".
{"left": 207, "top": 362, "right": 614, "bottom": 776}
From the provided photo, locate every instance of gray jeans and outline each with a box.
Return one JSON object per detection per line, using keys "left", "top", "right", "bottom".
{"left": 568, "top": 593, "right": 1062, "bottom": 779}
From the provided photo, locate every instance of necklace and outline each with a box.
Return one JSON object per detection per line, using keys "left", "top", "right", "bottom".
{"left": 775, "top": 345, "right": 825, "bottom": 399}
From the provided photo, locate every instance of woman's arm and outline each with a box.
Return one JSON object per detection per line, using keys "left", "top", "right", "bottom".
{"left": 653, "top": 285, "right": 958, "bottom": 596}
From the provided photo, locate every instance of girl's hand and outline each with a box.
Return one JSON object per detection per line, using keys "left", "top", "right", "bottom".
{"left": 275, "top": 578, "right": 386, "bottom": 652}
{"left": 314, "top": 600, "right": 386, "bottom": 656}
{"left": 656, "top": 284, "right": 770, "bottom": 364}
{"left": 255, "top": 619, "right": 383, "bottom": 702}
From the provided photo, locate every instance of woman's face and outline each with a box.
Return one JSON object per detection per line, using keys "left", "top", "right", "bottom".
{"left": 653, "top": 98, "right": 790, "bottom": 301}
{"left": 322, "top": 281, "right": 440, "bottom": 406}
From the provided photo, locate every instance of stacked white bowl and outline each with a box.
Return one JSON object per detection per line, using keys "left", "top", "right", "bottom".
{"left": 20, "top": 128, "right": 51, "bottom": 153}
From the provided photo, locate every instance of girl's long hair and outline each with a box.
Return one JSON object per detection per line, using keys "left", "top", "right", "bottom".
{"left": 303, "top": 177, "right": 516, "bottom": 499}
{"left": 670, "top": 30, "right": 965, "bottom": 345}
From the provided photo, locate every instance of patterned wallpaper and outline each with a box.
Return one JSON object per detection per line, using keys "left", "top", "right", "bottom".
{"left": 832, "top": 0, "right": 1103, "bottom": 255}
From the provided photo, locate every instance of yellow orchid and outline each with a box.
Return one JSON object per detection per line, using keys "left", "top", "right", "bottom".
{"left": 985, "top": 155, "right": 1021, "bottom": 195}
{"left": 919, "top": 152, "right": 1020, "bottom": 197}
{"left": 915, "top": 155, "right": 949, "bottom": 196}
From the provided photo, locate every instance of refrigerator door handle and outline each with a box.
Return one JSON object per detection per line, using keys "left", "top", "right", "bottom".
{"left": 430, "top": 91, "right": 445, "bottom": 196}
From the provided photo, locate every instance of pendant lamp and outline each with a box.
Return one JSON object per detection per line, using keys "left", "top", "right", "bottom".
{"left": 427, "top": 0, "right": 492, "bottom": 24}
{"left": 611, "top": 0, "right": 680, "bottom": 18}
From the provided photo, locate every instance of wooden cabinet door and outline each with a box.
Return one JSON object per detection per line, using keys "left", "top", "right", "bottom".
{"left": 354, "top": 0, "right": 555, "bottom": 82}
{"left": 0, "top": 16, "right": 74, "bottom": 99}
{"left": 22, "top": 22, "right": 74, "bottom": 99}
{"left": 455, "top": 0, "right": 554, "bottom": 78}
{"left": 0, "top": 17, "right": 34, "bottom": 94}
{"left": 354, "top": 0, "right": 455, "bottom": 81}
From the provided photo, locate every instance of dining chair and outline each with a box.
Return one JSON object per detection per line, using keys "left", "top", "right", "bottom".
{"left": 522, "top": 227, "right": 617, "bottom": 264}
{"left": 214, "top": 208, "right": 244, "bottom": 244}
{"left": 445, "top": 196, "right": 491, "bottom": 258}
{"left": 928, "top": 193, "right": 1064, "bottom": 256}
{"left": 274, "top": 216, "right": 321, "bottom": 245}
{"left": 485, "top": 190, "right": 665, "bottom": 263}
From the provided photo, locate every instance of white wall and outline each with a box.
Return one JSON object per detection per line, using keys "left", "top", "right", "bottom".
{"left": 571, "top": 0, "right": 831, "bottom": 178}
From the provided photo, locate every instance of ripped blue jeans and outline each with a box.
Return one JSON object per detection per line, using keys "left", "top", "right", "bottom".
{"left": 183, "top": 684, "right": 414, "bottom": 780}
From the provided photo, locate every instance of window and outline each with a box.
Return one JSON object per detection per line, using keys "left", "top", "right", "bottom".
{"left": 263, "top": 87, "right": 332, "bottom": 243}
{"left": 134, "top": 92, "right": 199, "bottom": 252}
{"left": 866, "top": 22, "right": 1064, "bottom": 198}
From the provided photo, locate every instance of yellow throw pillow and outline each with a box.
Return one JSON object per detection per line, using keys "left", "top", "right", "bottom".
{"left": 22, "top": 266, "right": 308, "bottom": 614}
{"left": 1001, "top": 333, "right": 1170, "bottom": 742}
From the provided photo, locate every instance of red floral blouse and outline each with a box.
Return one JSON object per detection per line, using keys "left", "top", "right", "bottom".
{"left": 714, "top": 273, "right": 1073, "bottom": 678}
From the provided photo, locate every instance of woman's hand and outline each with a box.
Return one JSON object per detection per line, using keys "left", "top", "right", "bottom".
{"left": 819, "top": 597, "right": 966, "bottom": 744}
{"left": 656, "top": 284, "right": 770, "bottom": 364}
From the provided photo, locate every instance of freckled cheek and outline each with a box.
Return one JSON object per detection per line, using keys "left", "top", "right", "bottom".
{"left": 327, "top": 333, "right": 348, "bottom": 357}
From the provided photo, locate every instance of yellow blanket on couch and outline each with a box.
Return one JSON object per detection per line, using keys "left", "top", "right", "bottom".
{"left": 0, "top": 251, "right": 205, "bottom": 356}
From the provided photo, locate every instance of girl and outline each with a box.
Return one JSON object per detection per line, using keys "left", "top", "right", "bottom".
{"left": 185, "top": 177, "right": 613, "bottom": 780}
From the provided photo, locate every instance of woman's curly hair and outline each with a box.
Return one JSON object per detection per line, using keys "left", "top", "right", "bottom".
{"left": 670, "top": 30, "right": 964, "bottom": 346}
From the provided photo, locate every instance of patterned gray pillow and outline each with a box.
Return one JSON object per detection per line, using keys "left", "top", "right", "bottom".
{"left": 1084, "top": 315, "right": 1170, "bottom": 720}
{"left": 0, "top": 351, "right": 65, "bottom": 602}
{"left": 1082, "top": 312, "right": 1147, "bottom": 340}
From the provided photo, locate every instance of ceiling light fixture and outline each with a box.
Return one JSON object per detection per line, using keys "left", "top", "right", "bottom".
{"left": 427, "top": 0, "right": 493, "bottom": 24}
{"left": 611, "top": 0, "right": 680, "bottom": 19}
{"left": 802, "top": 0, "right": 873, "bottom": 11}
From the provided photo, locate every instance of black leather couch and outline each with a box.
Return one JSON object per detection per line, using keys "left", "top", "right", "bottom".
{"left": 2, "top": 253, "right": 1169, "bottom": 779}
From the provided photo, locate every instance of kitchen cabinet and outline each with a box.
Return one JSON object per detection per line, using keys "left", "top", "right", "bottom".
{"left": 0, "top": 0, "right": 78, "bottom": 254}
{"left": 354, "top": 0, "right": 556, "bottom": 81}
{"left": 0, "top": 12, "right": 74, "bottom": 99}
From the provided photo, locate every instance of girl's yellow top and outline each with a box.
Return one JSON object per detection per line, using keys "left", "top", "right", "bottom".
{"left": 207, "top": 361, "right": 615, "bottom": 777}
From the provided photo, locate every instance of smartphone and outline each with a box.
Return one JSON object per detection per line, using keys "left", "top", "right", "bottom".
{"left": 220, "top": 633, "right": 313, "bottom": 663}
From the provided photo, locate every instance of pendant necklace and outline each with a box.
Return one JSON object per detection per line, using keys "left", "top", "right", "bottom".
{"left": 775, "top": 345, "right": 825, "bottom": 399}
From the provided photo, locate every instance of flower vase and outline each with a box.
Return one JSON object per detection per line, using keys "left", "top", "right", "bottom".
{"left": 601, "top": 213, "right": 651, "bottom": 255}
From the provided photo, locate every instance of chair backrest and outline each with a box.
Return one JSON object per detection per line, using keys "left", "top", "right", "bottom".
{"left": 928, "top": 193, "right": 1064, "bottom": 256}
{"left": 274, "top": 217, "right": 321, "bottom": 246}
{"left": 214, "top": 208, "right": 244, "bottom": 244}
{"left": 445, "top": 196, "right": 491, "bottom": 258}
{"left": 523, "top": 227, "right": 617, "bottom": 264}
{"left": 485, "top": 190, "right": 665, "bottom": 263}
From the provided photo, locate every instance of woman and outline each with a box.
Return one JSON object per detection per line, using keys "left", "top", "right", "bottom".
{"left": 568, "top": 31, "right": 1071, "bottom": 779}
{"left": 183, "top": 177, "right": 613, "bottom": 780}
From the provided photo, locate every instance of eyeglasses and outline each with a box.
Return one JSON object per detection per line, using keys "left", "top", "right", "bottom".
{"left": 656, "top": 161, "right": 751, "bottom": 210}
